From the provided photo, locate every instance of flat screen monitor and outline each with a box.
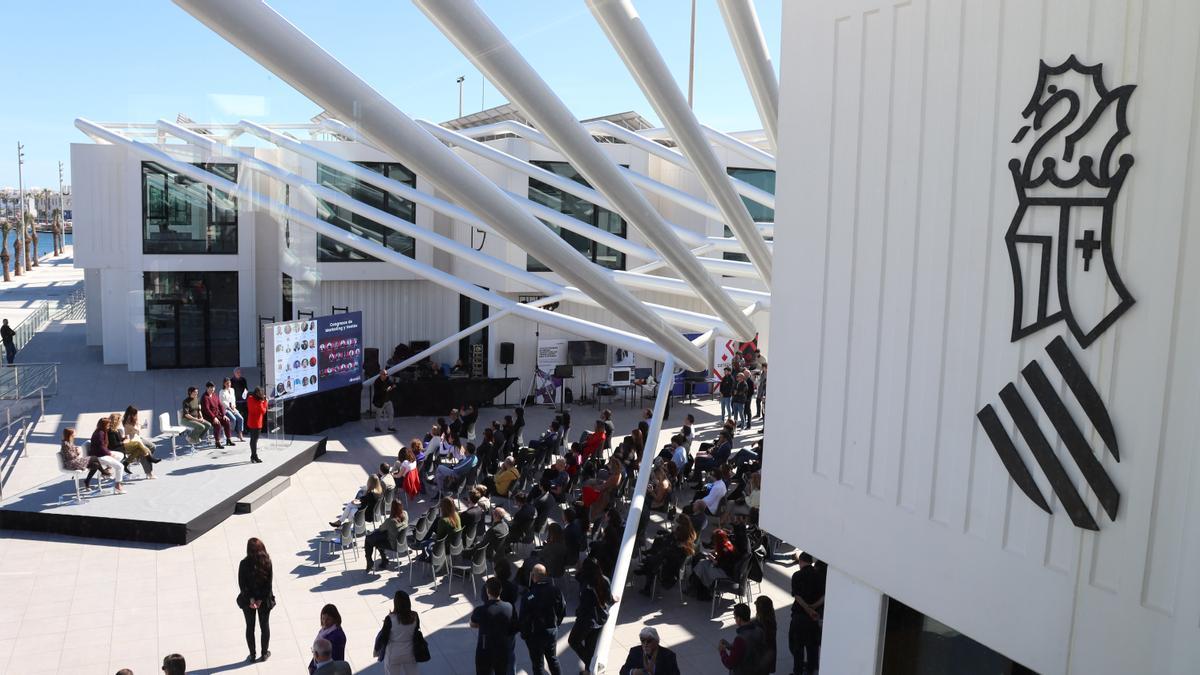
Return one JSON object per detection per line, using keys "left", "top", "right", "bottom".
{"left": 610, "top": 368, "right": 632, "bottom": 384}
{"left": 264, "top": 311, "right": 364, "bottom": 402}
{"left": 568, "top": 340, "right": 607, "bottom": 366}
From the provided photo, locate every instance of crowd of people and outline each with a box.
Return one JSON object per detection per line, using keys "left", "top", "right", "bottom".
{"left": 99, "top": 351, "right": 827, "bottom": 675}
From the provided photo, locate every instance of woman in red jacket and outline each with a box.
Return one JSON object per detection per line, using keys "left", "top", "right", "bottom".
{"left": 246, "top": 387, "right": 269, "bottom": 464}
{"left": 580, "top": 419, "right": 607, "bottom": 461}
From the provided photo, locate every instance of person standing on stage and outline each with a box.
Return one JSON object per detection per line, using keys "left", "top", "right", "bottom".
{"left": 374, "top": 367, "right": 397, "bottom": 433}
{"left": 246, "top": 387, "right": 269, "bottom": 464}
{"left": 231, "top": 367, "right": 250, "bottom": 417}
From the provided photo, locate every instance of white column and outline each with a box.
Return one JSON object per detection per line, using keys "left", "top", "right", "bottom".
{"left": 820, "top": 566, "right": 887, "bottom": 675}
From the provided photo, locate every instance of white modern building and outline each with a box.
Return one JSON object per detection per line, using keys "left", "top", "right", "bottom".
{"left": 764, "top": 0, "right": 1200, "bottom": 674}
{"left": 70, "top": 107, "right": 773, "bottom": 400}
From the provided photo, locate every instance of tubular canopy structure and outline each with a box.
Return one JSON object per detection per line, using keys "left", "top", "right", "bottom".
{"left": 717, "top": 0, "right": 780, "bottom": 153}
{"left": 587, "top": 0, "right": 774, "bottom": 284}
{"left": 172, "top": 0, "right": 709, "bottom": 373}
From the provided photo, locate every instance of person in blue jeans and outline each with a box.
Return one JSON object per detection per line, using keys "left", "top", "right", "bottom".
{"left": 718, "top": 367, "right": 734, "bottom": 422}
{"left": 1, "top": 319, "right": 16, "bottom": 364}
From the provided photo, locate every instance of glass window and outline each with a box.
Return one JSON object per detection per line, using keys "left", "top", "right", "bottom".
{"left": 144, "top": 272, "right": 239, "bottom": 369}
{"left": 142, "top": 162, "right": 238, "bottom": 254}
{"left": 882, "top": 598, "right": 1037, "bottom": 675}
{"left": 316, "top": 162, "right": 416, "bottom": 262}
{"left": 724, "top": 166, "right": 775, "bottom": 263}
{"left": 527, "top": 160, "right": 626, "bottom": 271}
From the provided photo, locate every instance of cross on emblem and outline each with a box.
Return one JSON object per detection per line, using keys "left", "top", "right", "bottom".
{"left": 1075, "top": 229, "right": 1102, "bottom": 272}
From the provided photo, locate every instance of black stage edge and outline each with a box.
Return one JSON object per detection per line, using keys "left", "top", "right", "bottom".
{"left": 0, "top": 437, "right": 326, "bottom": 546}
{"left": 388, "top": 377, "right": 518, "bottom": 416}
{"left": 282, "top": 385, "right": 361, "bottom": 435}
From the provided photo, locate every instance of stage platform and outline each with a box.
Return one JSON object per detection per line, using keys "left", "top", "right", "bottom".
{"left": 0, "top": 435, "right": 326, "bottom": 545}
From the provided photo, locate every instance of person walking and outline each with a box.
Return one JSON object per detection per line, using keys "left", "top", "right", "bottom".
{"left": 374, "top": 367, "right": 397, "bottom": 432}
{"left": 237, "top": 537, "right": 275, "bottom": 662}
{"left": 308, "top": 604, "right": 347, "bottom": 675}
{"left": 1, "top": 318, "right": 16, "bottom": 364}
{"left": 568, "top": 557, "right": 613, "bottom": 673}
{"left": 519, "top": 564, "right": 566, "bottom": 675}
{"left": 377, "top": 590, "right": 422, "bottom": 675}
{"left": 245, "top": 387, "right": 269, "bottom": 463}
{"left": 471, "top": 577, "right": 516, "bottom": 675}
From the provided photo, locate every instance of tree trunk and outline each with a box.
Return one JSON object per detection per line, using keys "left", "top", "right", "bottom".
{"left": 0, "top": 247, "right": 10, "bottom": 283}
{"left": 29, "top": 228, "right": 39, "bottom": 267}
{"left": 13, "top": 236, "right": 23, "bottom": 277}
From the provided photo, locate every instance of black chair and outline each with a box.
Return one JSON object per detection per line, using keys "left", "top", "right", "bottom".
{"left": 422, "top": 535, "right": 449, "bottom": 584}
{"left": 449, "top": 545, "right": 488, "bottom": 597}
{"left": 447, "top": 528, "right": 465, "bottom": 558}
{"left": 711, "top": 554, "right": 755, "bottom": 618}
{"left": 384, "top": 527, "right": 415, "bottom": 585}
{"left": 409, "top": 510, "right": 434, "bottom": 543}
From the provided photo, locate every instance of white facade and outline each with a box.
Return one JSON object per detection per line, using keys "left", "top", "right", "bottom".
{"left": 765, "top": 1, "right": 1200, "bottom": 674}
{"left": 72, "top": 118, "right": 772, "bottom": 400}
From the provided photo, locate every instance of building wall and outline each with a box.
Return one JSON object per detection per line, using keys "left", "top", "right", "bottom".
{"left": 766, "top": 1, "right": 1200, "bottom": 674}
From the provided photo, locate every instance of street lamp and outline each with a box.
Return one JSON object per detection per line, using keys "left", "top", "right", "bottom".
{"left": 456, "top": 75, "right": 466, "bottom": 118}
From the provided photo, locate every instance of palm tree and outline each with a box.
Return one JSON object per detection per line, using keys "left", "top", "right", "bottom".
{"left": 51, "top": 208, "right": 62, "bottom": 256}
{"left": 22, "top": 210, "right": 34, "bottom": 269}
{"left": 0, "top": 219, "right": 11, "bottom": 282}
{"left": 28, "top": 203, "right": 40, "bottom": 267}
{"left": 10, "top": 216, "right": 22, "bottom": 277}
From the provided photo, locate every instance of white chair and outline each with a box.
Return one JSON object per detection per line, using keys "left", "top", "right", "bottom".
{"left": 57, "top": 466, "right": 90, "bottom": 505}
{"left": 158, "top": 412, "right": 190, "bottom": 460}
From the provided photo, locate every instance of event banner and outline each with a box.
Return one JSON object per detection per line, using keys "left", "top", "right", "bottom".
{"left": 265, "top": 312, "right": 363, "bottom": 401}
{"left": 533, "top": 338, "right": 567, "bottom": 405}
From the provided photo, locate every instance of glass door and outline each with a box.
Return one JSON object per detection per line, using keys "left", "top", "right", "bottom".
{"left": 459, "top": 292, "right": 489, "bottom": 377}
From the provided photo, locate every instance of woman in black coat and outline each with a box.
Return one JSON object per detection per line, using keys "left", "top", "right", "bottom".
{"left": 569, "top": 556, "right": 613, "bottom": 672}
{"left": 237, "top": 537, "right": 275, "bottom": 662}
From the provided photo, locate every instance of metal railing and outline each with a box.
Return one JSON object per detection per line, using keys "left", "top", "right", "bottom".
{"left": 51, "top": 288, "right": 86, "bottom": 321}
{"left": 12, "top": 304, "right": 49, "bottom": 351}
{"left": 0, "top": 363, "right": 58, "bottom": 400}
{"left": 0, "top": 385, "right": 49, "bottom": 500}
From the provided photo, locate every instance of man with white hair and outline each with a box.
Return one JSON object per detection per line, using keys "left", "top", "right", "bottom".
{"left": 311, "top": 637, "right": 351, "bottom": 674}
{"left": 618, "top": 626, "right": 680, "bottom": 675}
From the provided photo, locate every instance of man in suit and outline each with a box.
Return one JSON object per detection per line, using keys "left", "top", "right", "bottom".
{"left": 481, "top": 507, "right": 512, "bottom": 560}
{"left": 619, "top": 626, "right": 680, "bottom": 675}
{"left": 311, "top": 638, "right": 351, "bottom": 674}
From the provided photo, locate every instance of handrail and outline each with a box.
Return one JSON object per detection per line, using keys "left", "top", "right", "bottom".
{"left": 591, "top": 356, "right": 676, "bottom": 674}
{"left": 0, "top": 385, "right": 48, "bottom": 500}
{"left": 0, "top": 363, "right": 58, "bottom": 400}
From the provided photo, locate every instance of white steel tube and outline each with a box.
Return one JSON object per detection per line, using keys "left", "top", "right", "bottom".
{"left": 717, "top": 0, "right": 780, "bottom": 153}
{"left": 588, "top": 0, "right": 773, "bottom": 284}
{"left": 362, "top": 307, "right": 516, "bottom": 385}
{"left": 590, "top": 355, "right": 676, "bottom": 674}
{"left": 78, "top": 118, "right": 674, "bottom": 364}
{"left": 413, "top": 0, "right": 756, "bottom": 339}
{"left": 172, "top": 0, "right": 708, "bottom": 373}
{"left": 642, "top": 124, "right": 776, "bottom": 171}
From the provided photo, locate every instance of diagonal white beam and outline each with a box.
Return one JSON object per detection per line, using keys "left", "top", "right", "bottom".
{"left": 79, "top": 118, "right": 677, "bottom": 364}
{"left": 643, "top": 124, "right": 776, "bottom": 171}
{"left": 158, "top": 120, "right": 734, "bottom": 334}
{"left": 588, "top": 0, "right": 773, "bottom": 284}
{"left": 173, "top": 0, "right": 709, "bottom": 373}
{"left": 717, "top": 0, "right": 780, "bottom": 153}
{"left": 412, "top": 0, "right": 756, "bottom": 339}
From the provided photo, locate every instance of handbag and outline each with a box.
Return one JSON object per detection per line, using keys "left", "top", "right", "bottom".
{"left": 373, "top": 615, "right": 392, "bottom": 662}
{"left": 413, "top": 615, "right": 431, "bottom": 663}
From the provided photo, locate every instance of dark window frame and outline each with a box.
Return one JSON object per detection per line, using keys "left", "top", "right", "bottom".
{"left": 141, "top": 161, "right": 239, "bottom": 255}
{"left": 143, "top": 271, "right": 240, "bottom": 370}
{"left": 526, "top": 160, "right": 627, "bottom": 271}
{"left": 723, "top": 166, "right": 775, "bottom": 263}
{"left": 315, "top": 161, "right": 417, "bottom": 262}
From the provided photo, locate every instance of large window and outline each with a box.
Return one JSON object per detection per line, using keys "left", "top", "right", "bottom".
{"left": 144, "top": 272, "right": 239, "bottom": 369}
{"left": 316, "top": 162, "right": 416, "bottom": 262}
{"left": 882, "top": 598, "right": 1036, "bottom": 675}
{"left": 142, "top": 162, "right": 238, "bottom": 254}
{"left": 527, "top": 161, "right": 626, "bottom": 271}
{"left": 724, "top": 166, "right": 775, "bottom": 262}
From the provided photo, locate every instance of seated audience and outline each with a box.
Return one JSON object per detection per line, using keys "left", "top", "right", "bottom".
{"left": 619, "top": 627, "right": 680, "bottom": 675}
{"left": 180, "top": 386, "right": 212, "bottom": 445}
{"left": 88, "top": 416, "right": 125, "bottom": 493}
{"left": 688, "top": 528, "right": 739, "bottom": 599}
{"left": 486, "top": 457, "right": 520, "bottom": 497}
{"left": 580, "top": 419, "right": 607, "bottom": 461}
{"left": 434, "top": 441, "right": 478, "bottom": 496}
{"left": 330, "top": 474, "right": 382, "bottom": 529}
{"left": 364, "top": 501, "right": 409, "bottom": 572}
{"left": 200, "top": 381, "right": 234, "bottom": 448}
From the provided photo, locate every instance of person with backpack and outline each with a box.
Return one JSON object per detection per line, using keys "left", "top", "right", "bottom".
{"left": 719, "top": 602, "right": 771, "bottom": 674}
{"left": 519, "top": 564, "right": 566, "bottom": 675}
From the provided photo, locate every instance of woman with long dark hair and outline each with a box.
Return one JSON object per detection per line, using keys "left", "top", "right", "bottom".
{"left": 569, "top": 556, "right": 613, "bottom": 673}
{"left": 379, "top": 589, "right": 421, "bottom": 674}
{"left": 308, "top": 604, "right": 346, "bottom": 674}
{"left": 237, "top": 537, "right": 274, "bottom": 662}
{"left": 245, "top": 387, "right": 269, "bottom": 463}
{"left": 755, "top": 595, "right": 779, "bottom": 673}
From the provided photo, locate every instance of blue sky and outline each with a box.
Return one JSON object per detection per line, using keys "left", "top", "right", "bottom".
{"left": 0, "top": 0, "right": 780, "bottom": 188}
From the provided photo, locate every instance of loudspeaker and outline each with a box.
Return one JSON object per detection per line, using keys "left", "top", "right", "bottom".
{"left": 499, "top": 342, "right": 515, "bottom": 365}
{"left": 363, "top": 347, "right": 380, "bottom": 376}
